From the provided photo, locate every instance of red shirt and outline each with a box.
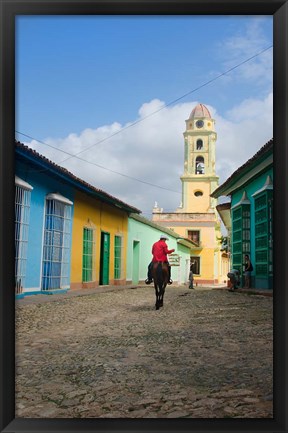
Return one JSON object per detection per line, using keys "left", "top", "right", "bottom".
{"left": 152, "top": 239, "right": 174, "bottom": 262}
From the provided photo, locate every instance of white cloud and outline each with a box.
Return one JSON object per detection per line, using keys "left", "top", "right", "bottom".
{"left": 225, "top": 92, "right": 273, "bottom": 122}
{"left": 215, "top": 17, "right": 273, "bottom": 87}
{"left": 24, "top": 93, "right": 273, "bottom": 218}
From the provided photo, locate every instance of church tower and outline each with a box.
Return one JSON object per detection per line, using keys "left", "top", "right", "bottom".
{"left": 152, "top": 103, "right": 225, "bottom": 285}
{"left": 180, "top": 103, "right": 219, "bottom": 213}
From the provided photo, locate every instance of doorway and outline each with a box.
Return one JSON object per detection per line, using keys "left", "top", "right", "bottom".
{"left": 100, "top": 232, "right": 110, "bottom": 285}
{"left": 132, "top": 240, "right": 140, "bottom": 284}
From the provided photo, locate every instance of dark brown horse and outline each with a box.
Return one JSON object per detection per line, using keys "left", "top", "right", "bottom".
{"left": 152, "top": 261, "right": 169, "bottom": 310}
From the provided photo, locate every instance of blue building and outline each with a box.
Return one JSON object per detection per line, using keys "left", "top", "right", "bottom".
{"left": 15, "top": 144, "right": 74, "bottom": 297}
{"left": 15, "top": 141, "right": 140, "bottom": 298}
{"left": 211, "top": 138, "right": 273, "bottom": 290}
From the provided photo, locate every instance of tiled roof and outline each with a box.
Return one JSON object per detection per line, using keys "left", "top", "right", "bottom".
{"left": 211, "top": 138, "right": 273, "bottom": 198}
{"left": 130, "top": 213, "right": 197, "bottom": 247}
{"left": 15, "top": 141, "right": 141, "bottom": 214}
{"left": 216, "top": 202, "right": 231, "bottom": 212}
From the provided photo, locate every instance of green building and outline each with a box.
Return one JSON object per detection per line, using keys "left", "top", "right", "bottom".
{"left": 211, "top": 138, "right": 273, "bottom": 290}
{"left": 127, "top": 213, "right": 196, "bottom": 285}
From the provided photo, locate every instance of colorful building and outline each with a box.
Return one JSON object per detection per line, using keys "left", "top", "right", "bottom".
{"left": 152, "top": 103, "right": 224, "bottom": 284}
{"left": 15, "top": 141, "right": 140, "bottom": 298}
{"left": 70, "top": 190, "right": 136, "bottom": 289}
{"left": 211, "top": 138, "right": 273, "bottom": 290}
{"left": 127, "top": 214, "right": 196, "bottom": 285}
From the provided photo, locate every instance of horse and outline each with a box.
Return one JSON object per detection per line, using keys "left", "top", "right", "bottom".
{"left": 151, "top": 261, "right": 169, "bottom": 310}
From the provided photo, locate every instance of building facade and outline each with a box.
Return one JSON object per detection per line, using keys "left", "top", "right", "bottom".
{"left": 70, "top": 190, "right": 131, "bottom": 289}
{"left": 211, "top": 138, "right": 273, "bottom": 290}
{"left": 127, "top": 214, "right": 196, "bottom": 285}
{"left": 152, "top": 103, "right": 223, "bottom": 284}
{"left": 15, "top": 141, "right": 140, "bottom": 298}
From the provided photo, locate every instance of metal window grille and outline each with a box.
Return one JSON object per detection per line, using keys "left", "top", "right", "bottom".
{"left": 254, "top": 191, "right": 273, "bottom": 277}
{"left": 42, "top": 198, "right": 72, "bottom": 290}
{"left": 82, "top": 227, "right": 95, "bottom": 282}
{"left": 15, "top": 185, "right": 32, "bottom": 293}
{"left": 232, "top": 203, "right": 251, "bottom": 276}
{"left": 114, "top": 235, "right": 122, "bottom": 279}
{"left": 268, "top": 196, "right": 273, "bottom": 275}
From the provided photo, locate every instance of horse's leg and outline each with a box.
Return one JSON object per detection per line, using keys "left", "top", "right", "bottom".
{"left": 159, "top": 283, "right": 165, "bottom": 307}
{"left": 159, "top": 282, "right": 166, "bottom": 307}
{"left": 153, "top": 272, "right": 160, "bottom": 309}
{"left": 158, "top": 285, "right": 163, "bottom": 307}
{"left": 159, "top": 279, "right": 164, "bottom": 307}
{"left": 160, "top": 266, "right": 169, "bottom": 308}
{"left": 154, "top": 283, "right": 160, "bottom": 310}
{"left": 152, "top": 265, "right": 159, "bottom": 309}
{"left": 154, "top": 263, "right": 162, "bottom": 310}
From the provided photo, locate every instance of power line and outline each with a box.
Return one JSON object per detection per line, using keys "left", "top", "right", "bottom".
{"left": 15, "top": 44, "right": 272, "bottom": 192}
{"left": 16, "top": 137, "right": 183, "bottom": 194}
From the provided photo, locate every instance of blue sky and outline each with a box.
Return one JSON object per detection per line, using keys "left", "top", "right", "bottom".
{"left": 15, "top": 15, "right": 273, "bottom": 216}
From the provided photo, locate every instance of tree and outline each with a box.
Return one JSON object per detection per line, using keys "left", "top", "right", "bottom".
{"left": 217, "top": 235, "right": 229, "bottom": 253}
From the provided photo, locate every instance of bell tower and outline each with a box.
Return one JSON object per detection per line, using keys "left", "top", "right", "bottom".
{"left": 152, "top": 103, "right": 225, "bottom": 285}
{"left": 180, "top": 103, "right": 219, "bottom": 213}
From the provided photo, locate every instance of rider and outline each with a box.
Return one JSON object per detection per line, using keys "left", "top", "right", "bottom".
{"left": 145, "top": 234, "right": 175, "bottom": 285}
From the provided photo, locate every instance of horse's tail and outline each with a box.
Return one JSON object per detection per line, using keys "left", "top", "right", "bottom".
{"left": 156, "top": 262, "right": 163, "bottom": 287}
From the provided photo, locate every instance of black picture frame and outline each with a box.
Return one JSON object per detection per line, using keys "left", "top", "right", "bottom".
{"left": 1, "top": 1, "right": 287, "bottom": 432}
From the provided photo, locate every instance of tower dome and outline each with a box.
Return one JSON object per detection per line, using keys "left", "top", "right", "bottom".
{"left": 189, "top": 103, "right": 211, "bottom": 119}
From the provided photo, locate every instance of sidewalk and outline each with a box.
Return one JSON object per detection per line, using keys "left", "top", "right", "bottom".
{"left": 16, "top": 284, "right": 138, "bottom": 305}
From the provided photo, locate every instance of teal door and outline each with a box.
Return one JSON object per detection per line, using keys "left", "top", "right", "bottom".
{"left": 132, "top": 240, "right": 140, "bottom": 284}
{"left": 100, "top": 232, "right": 110, "bottom": 285}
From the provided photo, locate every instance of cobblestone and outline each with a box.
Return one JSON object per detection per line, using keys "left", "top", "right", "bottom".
{"left": 15, "top": 285, "right": 273, "bottom": 418}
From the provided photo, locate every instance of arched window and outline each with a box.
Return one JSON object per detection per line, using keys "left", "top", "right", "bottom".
{"left": 195, "top": 156, "right": 205, "bottom": 174}
{"left": 196, "top": 139, "right": 203, "bottom": 150}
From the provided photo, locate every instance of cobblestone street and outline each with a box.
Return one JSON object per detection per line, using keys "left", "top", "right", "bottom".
{"left": 15, "top": 285, "right": 273, "bottom": 419}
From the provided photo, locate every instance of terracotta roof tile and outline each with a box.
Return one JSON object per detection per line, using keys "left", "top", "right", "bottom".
{"left": 211, "top": 138, "right": 273, "bottom": 197}
{"left": 15, "top": 141, "right": 141, "bottom": 214}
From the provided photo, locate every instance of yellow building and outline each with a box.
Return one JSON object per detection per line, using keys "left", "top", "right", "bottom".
{"left": 71, "top": 189, "right": 140, "bottom": 290}
{"left": 152, "top": 103, "right": 224, "bottom": 284}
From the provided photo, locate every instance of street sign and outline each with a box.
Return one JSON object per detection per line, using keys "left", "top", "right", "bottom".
{"left": 169, "top": 254, "right": 180, "bottom": 266}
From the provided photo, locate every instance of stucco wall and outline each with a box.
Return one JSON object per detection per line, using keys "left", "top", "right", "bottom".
{"left": 16, "top": 160, "right": 74, "bottom": 292}
{"left": 71, "top": 190, "right": 128, "bottom": 288}
{"left": 127, "top": 217, "right": 192, "bottom": 285}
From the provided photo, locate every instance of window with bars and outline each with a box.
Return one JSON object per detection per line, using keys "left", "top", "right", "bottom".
{"left": 15, "top": 178, "right": 33, "bottom": 293}
{"left": 254, "top": 191, "right": 273, "bottom": 277}
{"left": 232, "top": 203, "right": 251, "bottom": 276}
{"left": 82, "top": 227, "right": 95, "bottom": 282}
{"left": 42, "top": 194, "right": 72, "bottom": 290}
{"left": 114, "top": 235, "right": 122, "bottom": 279}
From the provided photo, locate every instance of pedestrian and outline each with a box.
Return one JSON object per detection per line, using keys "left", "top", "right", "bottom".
{"left": 227, "top": 269, "right": 240, "bottom": 291}
{"left": 244, "top": 254, "right": 253, "bottom": 289}
{"left": 145, "top": 234, "right": 175, "bottom": 285}
{"left": 189, "top": 262, "right": 194, "bottom": 289}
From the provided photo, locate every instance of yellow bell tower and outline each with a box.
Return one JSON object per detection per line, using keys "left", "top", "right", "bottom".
{"left": 152, "top": 103, "right": 226, "bottom": 285}
{"left": 181, "top": 103, "right": 219, "bottom": 212}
